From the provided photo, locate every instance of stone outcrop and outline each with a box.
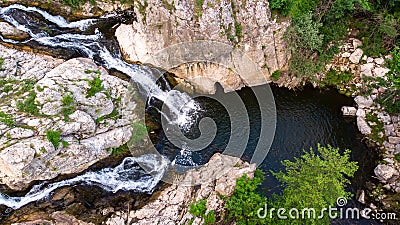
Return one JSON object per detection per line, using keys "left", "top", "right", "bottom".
{"left": 0, "top": 45, "right": 139, "bottom": 190}
{"left": 115, "top": 0, "right": 290, "bottom": 93}
{"left": 330, "top": 38, "right": 400, "bottom": 206}
{"left": 105, "top": 153, "right": 256, "bottom": 225}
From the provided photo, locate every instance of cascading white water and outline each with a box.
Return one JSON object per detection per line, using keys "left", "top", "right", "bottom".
{"left": 0, "top": 4, "right": 200, "bottom": 210}
{"left": 0, "top": 4, "right": 201, "bottom": 127}
{"left": 0, "top": 155, "right": 169, "bottom": 209}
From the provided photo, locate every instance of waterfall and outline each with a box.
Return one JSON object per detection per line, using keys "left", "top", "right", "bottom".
{"left": 0, "top": 4, "right": 200, "bottom": 209}
{"left": 0, "top": 155, "right": 169, "bottom": 210}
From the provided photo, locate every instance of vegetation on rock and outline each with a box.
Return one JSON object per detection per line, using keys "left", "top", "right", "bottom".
{"left": 222, "top": 144, "right": 358, "bottom": 225}
{"left": 46, "top": 130, "right": 62, "bottom": 149}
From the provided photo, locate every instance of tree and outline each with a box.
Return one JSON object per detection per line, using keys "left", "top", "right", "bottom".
{"left": 224, "top": 144, "right": 358, "bottom": 225}
{"left": 268, "top": 144, "right": 358, "bottom": 225}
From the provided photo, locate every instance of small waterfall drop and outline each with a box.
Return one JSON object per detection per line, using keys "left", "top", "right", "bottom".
{"left": 0, "top": 4, "right": 200, "bottom": 210}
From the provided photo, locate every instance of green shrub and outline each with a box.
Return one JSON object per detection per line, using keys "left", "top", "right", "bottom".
{"left": 395, "top": 154, "right": 400, "bottom": 162}
{"left": 225, "top": 169, "right": 267, "bottom": 225}
{"left": 271, "top": 70, "right": 281, "bottom": 80}
{"left": 0, "top": 57, "right": 4, "bottom": 70}
{"left": 17, "top": 91, "right": 40, "bottom": 116}
{"left": 46, "top": 130, "right": 61, "bottom": 149}
{"left": 0, "top": 111, "right": 15, "bottom": 127}
{"left": 269, "top": 144, "right": 358, "bottom": 225}
{"left": 85, "top": 70, "right": 104, "bottom": 98}
{"left": 375, "top": 46, "right": 400, "bottom": 114}
{"left": 222, "top": 145, "right": 358, "bottom": 225}
{"left": 322, "top": 69, "right": 353, "bottom": 86}
{"left": 189, "top": 199, "right": 216, "bottom": 225}
{"left": 107, "top": 144, "right": 130, "bottom": 155}
{"left": 61, "top": 93, "right": 76, "bottom": 121}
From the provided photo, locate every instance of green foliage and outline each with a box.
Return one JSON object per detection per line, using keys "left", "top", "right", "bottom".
{"left": 365, "top": 113, "right": 386, "bottom": 144}
{"left": 61, "top": 140, "right": 69, "bottom": 148}
{"left": 189, "top": 199, "right": 207, "bottom": 217}
{"left": 96, "top": 108, "right": 120, "bottom": 124}
{"left": 17, "top": 91, "right": 40, "bottom": 116}
{"left": 287, "top": 12, "right": 323, "bottom": 53}
{"left": 194, "top": 0, "right": 204, "bottom": 20}
{"left": 322, "top": 69, "right": 353, "bottom": 86}
{"left": 46, "top": 130, "right": 61, "bottom": 149}
{"left": 395, "top": 154, "right": 400, "bottom": 163}
{"left": 0, "top": 57, "right": 4, "bottom": 70}
{"left": 189, "top": 199, "right": 216, "bottom": 225}
{"left": 222, "top": 145, "right": 358, "bottom": 225}
{"left": 56, "top": 0, "right": 96, "bottom": 8}
{"left": 271, "top": 70, "right": 281, "bottom": 80}
{"left": 0, "top": 111, "right": 15, "bottom": 127}
{"left": 2, "top": 85, "right": 12, "bottom": 93}
{"left": 224, "top": 169, "right": 267, "bottom": 225}
{"left": 269, "top": 144, "right": 358, "bottom": 225}
{"left": 61, "top": 93, "right": 76, "bottom": 121}
{"left": 85, "top": 70, "right": 104, "bottom": 98}
{"left": 375, "top": 46, "right": 400, "bottom": 114}
{"left": 107, "top": 144, "right": 130, "bottom": 155}
{"left": 132, "top": 122, "right": 148, "bottom": 144}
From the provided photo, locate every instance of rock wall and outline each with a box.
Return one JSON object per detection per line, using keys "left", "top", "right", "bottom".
{"left": 115, "top": 0, "right": 289, "bottom": 93}
{"left": 0, "top": 45, "right": 139, "bottom": 190}
{"left": 106, "top": 153, "right": 256, "bottom": 225}
{"left": 324, "top": 39, "right": 400, "bottom": 208}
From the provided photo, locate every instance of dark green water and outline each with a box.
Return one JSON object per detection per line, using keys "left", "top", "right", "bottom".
{"left": 154, "top": 84, "right": 380, "bottom": 225}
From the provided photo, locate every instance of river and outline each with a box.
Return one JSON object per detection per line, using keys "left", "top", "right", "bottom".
{"left": 0, "top": 4, "right": 381, "bottom": 225}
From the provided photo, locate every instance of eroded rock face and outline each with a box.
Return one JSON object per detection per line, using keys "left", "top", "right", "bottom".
{"left": 115, "top": 0, "right": 289, "bottom": 93}
{"left": 0, "top": 50, "right": 138, "bottom": 190}
{"left": 106, "top": 153, "right": 256, "bottom": 225}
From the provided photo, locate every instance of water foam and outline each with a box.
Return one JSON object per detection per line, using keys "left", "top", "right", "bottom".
{"left": 0, "top": 155, "right": 169, "bottom": 209}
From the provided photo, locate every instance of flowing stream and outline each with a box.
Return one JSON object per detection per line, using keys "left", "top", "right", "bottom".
{"left": 0, "top": 4, "right": 201, "bottom": 210}
{"left": 0, "top": 4, "right": 381, "bottom": 225}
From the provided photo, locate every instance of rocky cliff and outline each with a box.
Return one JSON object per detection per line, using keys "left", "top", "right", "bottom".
{"left": 0, "top": 44, "right": 139, "bottom": 190}
{"left": 115, "top": 0, "right": 289, "bottom": 93}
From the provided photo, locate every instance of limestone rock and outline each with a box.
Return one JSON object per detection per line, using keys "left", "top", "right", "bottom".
{"left": 341, "top": 106, "right": 357, "bottom": 116}
{"left": 374, "top": 58, "right": 385, "bottom": 65}
{"left": 106, "top": 153, "right": 256, "bottom": 225}
{"left": 349, "top": 48, "right": 363, "bottom": 64}
{"left": 373, "top": 67, "right": 390, "bottom": 78}
{"left": 352, "top": 39, "right": 363, "bottom": 49}
{"left": 374, "top": 164, "right": 398, "bottom": 181}
{"left": 357, "top": 117, "right": 372, "bottom": 135}
{"left": 360, "top": 63, "right": 374, "bottom": 77}
{"left": 0, "top": 22, "right": 29, "bottom": 41}
{"left": 0, "top": 54, "right": 139, "bottom": 190}
{"left": 388, "top": 136, "right": 400, "bottom": 144}
{"left": 354, "top": 96, "right": 373, "bottom": 108}
{"left": 115, "top": 0, "right": 290, "bottom": 93}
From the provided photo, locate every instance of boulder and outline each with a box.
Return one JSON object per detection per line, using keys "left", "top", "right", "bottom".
{"left": 0, "top": 54, "right": 139, "bottom": 190}
{"left": 360, "top": 63, "right": 374, "bottom": 77}
{"left": 388, "top": 136, "right": 400, "bottom": 144}
{"left": 357, "top": 117, "right": 372, "bottom": 135}
{"left": 349, "top": 48, "right": 363, "bottom": 64}
{"left": 106, "top": 153, "right": 256, "bottom": 225}
{"left": 373, "top": 67, "right": 390, "bottom": 78}
{"left": 0, "top": 22, "right": 29, "bottom": 41}
{"left": 374, "top": 164, "right": 398, "bottom": 181}
{"left": 341, "top": 106, "right": 357, "bottom": 116}
{"left": 354, "top": 96, "right": 373, "bottom": 108}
